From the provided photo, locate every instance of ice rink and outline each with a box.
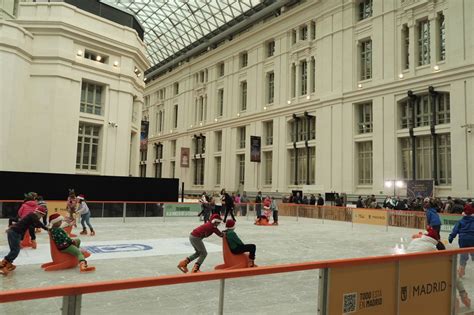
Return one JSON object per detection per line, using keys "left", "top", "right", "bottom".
{"left": 0, "top": 215, "right": 472, "bottom": 314}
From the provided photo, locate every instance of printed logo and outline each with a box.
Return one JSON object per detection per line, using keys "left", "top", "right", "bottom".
{"left": 84, "top": 244, "right": 153, "bottom": 254}
{"left": 401, "top": 286, "right": 408, "bottom": 302}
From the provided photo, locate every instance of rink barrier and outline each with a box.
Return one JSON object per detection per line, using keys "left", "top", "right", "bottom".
{"left": 0, "top": 247, "right": 473, "bottom": 314}
{"left": 0, "top": 200, "right": 462, "bottom": 231}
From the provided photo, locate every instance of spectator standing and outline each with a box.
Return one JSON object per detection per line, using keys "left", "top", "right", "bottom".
{"left": 356, "top": 196, "right": 364, "bottom": 208}
{"left": 255, "top": 191, "right": 263, "bottom": 218}
{"left": 309, "top": 194, "right": 316, "bottom": 205}
{"left": 240, "top": 191, "right": 249, "bottom": 216}
{"left": 223, "top": 192, "right": 236, "bottom": 222}
{"left": 317, "top": 194, "right": 325, "bottom": 206}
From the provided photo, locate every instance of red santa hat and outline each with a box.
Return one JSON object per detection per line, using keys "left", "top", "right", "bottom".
{"left": 210, "top": 214, "right": 222, "bottom": 224}
{"left": 225, "top": 219, "right": 235, "bottom": 229}
{"left": 77, "top": 194, "right": 85, "bottom": 200}
{"left": 48, "top": 213, "right": 64, "bottom": 225}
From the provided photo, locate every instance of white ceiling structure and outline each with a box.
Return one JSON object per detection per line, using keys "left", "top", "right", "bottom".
{"left": 102, "top": 0, "right": 271, "bottom": 67}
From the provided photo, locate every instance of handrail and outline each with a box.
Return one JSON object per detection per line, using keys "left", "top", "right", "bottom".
{"left": 1, "top": 247, "right": 472, "bottom": 303}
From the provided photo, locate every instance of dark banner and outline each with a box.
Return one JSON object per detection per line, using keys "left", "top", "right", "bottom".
{"left": 0, "top": 171, "right": 178, "bottom": 202}
{"left": 406, "top": 180, "right": 434, "bottom": 200}
{"left": 250, "top": 136, "right": 261, "bottom": 162}
{"left": 180, "top": 147, "right": 190, "bottom": 168}
{"left": 140, "top": 120, "right": 149, "bottom": 150}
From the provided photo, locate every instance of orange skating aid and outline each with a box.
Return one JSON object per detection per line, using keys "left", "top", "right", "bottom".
{"left": 20, "top": 231, "right": 35, "bottom": 249}
{"left": 41, "top": 233, "right": 91, "bottom": 272}
{"left": 255, "top": 216, "right": 273, "bottom": 226}
{"left": 214, "top": 235, "right": 250, "bottom": 270}
{"left": 63, "top": 225, "right": 78, "bottom": 238}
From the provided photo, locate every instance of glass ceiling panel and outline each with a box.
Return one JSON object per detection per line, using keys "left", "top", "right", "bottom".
{"left": 101, "top": 0, "right": 265, "bottom": 66}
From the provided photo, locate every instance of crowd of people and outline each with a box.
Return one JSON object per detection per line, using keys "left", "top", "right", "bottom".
{"left": 1, "top": 189, "right": 96, "bottom": 275}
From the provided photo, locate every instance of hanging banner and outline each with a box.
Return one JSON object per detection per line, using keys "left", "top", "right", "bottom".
{"left": 140, "top": 121, "right": 149, "bottom": 150}
{"left": 250, "top": 136, "right": 261, "bottom": 162}
{"left": 406, "top": 180, "right": 434, "bottom": 200}
{"left": 180, "top": 147, "right": 190, "bottom": 168}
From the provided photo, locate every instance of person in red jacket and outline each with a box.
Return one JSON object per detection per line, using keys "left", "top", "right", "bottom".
{"left": 177, "top": 213, "right": 223, "bottom": 273}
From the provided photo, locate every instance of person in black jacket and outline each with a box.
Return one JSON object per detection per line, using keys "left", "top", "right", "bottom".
{"left": 356, "top": 196, "right": 364, "bottom": 208}
{"left": 317, "top": 194, "right": 325, "bottom": 206}
{"left": 1, "top": 206, "right": 48, "bottom": 275}
{"left": 223, "top": 192, "right": 236, "bottom": 222}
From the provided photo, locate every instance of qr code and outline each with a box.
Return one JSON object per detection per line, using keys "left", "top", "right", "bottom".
{"left": 343, "top": 292, "right": 357, "bottom": 314}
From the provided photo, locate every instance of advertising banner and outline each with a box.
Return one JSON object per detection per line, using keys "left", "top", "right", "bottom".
{"left": 140, "top": 121, "right": 149, "bottom": 150}
{"left": 440, "top": 214, "right": 462, "bottom": 233}
{"left": 164, "top": 203, "right": 201, "bottom": 217}
{"left": 399, "top": 255, "right": 452, "bottom": 314}
{"left": 406, "top": 180, "right": 434, "bottom": 200}
{"left": 352, "top": 209, "right": 387, "bottom": 226}
{"left": 180, "top": 147, "right": 190, "bottom": 168}
{"left": 327, "top": 262, "right": 398, "bottom": 314}
{"left": 47, "top": 200, "right": 69, "bottom": 218}
{"left": 250, "top": 136, "right": 261, "bottom": 162}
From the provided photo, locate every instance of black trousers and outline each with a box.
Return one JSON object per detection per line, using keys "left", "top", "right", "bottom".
{"left": 231, "top": 244, "right": 256, "bottom": 260}
{"left": 223, "top": 207, "right": 235, "bottom": 222}
{"left": 273, "top": 210, "right": 278, "bottom": 222}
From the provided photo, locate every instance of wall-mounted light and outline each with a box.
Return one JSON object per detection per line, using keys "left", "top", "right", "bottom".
{"left": 214, "top": 118, "right": 218, "bottom": 122}
{"left": 433, "top": 65, "right": 440, "bottom": 71}
{"left": 357, "top": 83, "right": 362, "bottom": 88}
{"left": 263, "top": 106, "right": 267, "bottom": 110}
{"left": 199, "top": 122, "right": 203, "bottom": 126}
{"left": 169, "top": 130, "right": 173, "bottom": 133}
{"left": 76, "top": 50, "right": 83, "bottom": 56}
{"left": 237, "top": 113, "right": 240, "bottom": 117}
{"left": 137, "top": 73, "right": 141, "bottom": 77}
{"left": 287, "top": 100, "right": 291, "bottom": 105}
{"left": 398, "top": 73, "right": 404, "bottom": 79}
{"left": 190, "top": 124, "right": 193, "bottom": 128}
{"left": 96, "top": 55, "right": 102, "bottom": 62}
{"left": 134, "top": 68, "right": 139, "bottom": 73}
{"left": 144, "top": 77, "right": 147, "bottom": 82}
{"left": 113, "top": 61, "right": 119, "bottom": 67}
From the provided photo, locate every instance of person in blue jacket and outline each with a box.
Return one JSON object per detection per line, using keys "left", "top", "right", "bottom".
{"left": 449, "top": 204, "right": 474, "bottom": 277}
{"left": 424, "top": 198, "right": 444, "bottom": 250}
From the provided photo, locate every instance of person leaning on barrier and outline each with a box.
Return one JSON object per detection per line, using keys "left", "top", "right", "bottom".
{"left": 317, "top": 194, "right": 324, "bottom": 206}
{"left": 356, "top": 196, "right": 364, "bottom": 208}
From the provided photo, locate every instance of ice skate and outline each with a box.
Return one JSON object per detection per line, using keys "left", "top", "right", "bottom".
{"left": 248, "top": 260, "right": 258, "bottom": 268}
{"left": 79, "top": 261, "right": 95, "bottom": 272}
{"left": 90, "top": 229, "right": 95, "bottom": 236}
{"left": 460, "top": 291, "right": 471, "bottom": 308}
{"left": 31, "top": 240, "right": 37, "bottom": 249}
{"left": 80, "top": 228, "right": 87, "bottom": 235}
{"left": 191, "top": 263, "right": 201, "bottom": 273}
{"left": 177, "top": 258, "right": 190, "bottom": 273}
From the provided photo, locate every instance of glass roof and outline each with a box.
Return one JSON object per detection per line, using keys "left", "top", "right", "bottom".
{"left": 101, "top": 0, "right": 266, "bottom": 66}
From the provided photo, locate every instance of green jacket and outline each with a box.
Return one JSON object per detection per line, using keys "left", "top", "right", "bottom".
{"left": 225, "top": 229, "right": 244, "bottom": 250}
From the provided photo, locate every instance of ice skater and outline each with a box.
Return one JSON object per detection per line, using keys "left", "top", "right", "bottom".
{"left": 49, "top": 213, "right": 95, "bottom": 272}
{"left": 224, "top": 219, "right": 257, "bottom": 267}
{"left": 223, "top": 191, "right": 236, "bottom": 222}
{"left": 76, "top": 194, "right": 95, "bottom": 236}
{"left": 1, "top": 206, "right": 48, "bottom": 275}
{"left": 66, "top": 189, "right": 77, "bottom": 224}
{"left": 449, "top": 204, "right": 474, "bottom": 278}
{"left": 424, "top": 198, "right": 445, "bottom": 250}
{"left": 17, "top": 192, "right": 40, "bottom": 248}
{"left": 177, "top": 213, "right": 223, "bottom": 273}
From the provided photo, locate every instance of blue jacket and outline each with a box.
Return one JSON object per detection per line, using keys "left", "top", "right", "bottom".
{"left": 426, "top": 207, "right": 441, "bottom": 226}
{"left": 449, "top": 216, "right": 474, "bottom": 243}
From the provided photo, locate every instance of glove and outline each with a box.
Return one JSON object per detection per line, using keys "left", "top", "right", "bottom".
{"left": 448, "top": 237, "right": 453, "bottom": 244}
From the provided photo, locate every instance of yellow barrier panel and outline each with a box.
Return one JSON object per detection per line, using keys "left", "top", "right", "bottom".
{"left": 352, "top": 209, "right": 387, "bottom": 226}
{"left": 328, "top": 262, "right": 397, "bottom": 314}
{"left": 399, "top": 255, "right": 452, "bottom": 314}
{"left": 46, "top": 200, "right": 69, "bottom": 218}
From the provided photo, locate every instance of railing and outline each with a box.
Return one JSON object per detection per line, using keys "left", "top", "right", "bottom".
{"left": 0, "top": 248, "right": 472, "bottom": 314}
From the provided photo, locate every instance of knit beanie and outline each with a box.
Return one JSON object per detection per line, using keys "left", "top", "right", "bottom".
{"left": 225, "top": 219, "right": 235, "bottom": 229}
{"left": 77, "top": 194, "right": 85, "bottom": 200}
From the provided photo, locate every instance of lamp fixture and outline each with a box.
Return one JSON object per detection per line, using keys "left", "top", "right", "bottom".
{"left": 237, "top": 113, "right": 240, "bottom": 117}
{"left": 113, "top": 61, "right": 119, "bottom": 67}
{"left": 76, "top": 50, "right": 83, "bottom": 56}
{"left": 214, "top": 118, "right": 218, "bottom": 122}
{"left": 96, "top": 55, "right": 102, "bottom": 62}
{"left": 306, "top": 95, "right": 310, "bottom": 100}
{"left": 357, "top": 83, "right": 362, "bottom": 88}
{"left": 263, "top": 106, "right": 267, "bottom": 110}
{"left": 398, "top": 73, "right": 404, "bottom": 79}
{"left": 287, "top": 100, "right": 291, "bottom": 105}
{"left": 433, "top": 65, "right": 440, "bottom": 71}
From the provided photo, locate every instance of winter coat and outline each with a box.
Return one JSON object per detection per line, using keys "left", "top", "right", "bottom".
{"left": 426, "top": 207, "right": 441, "bottom": 226}
{"left": 449, "top": 216, "right": 474, "bottom": 244}
{"left": 191, "top": 222, "right": 223, "bottom": 239}
{"left": 18, "top": 200, "right": 38, "bottom": 219}
{"left": 406, "top": 235, "right": 438, "bottom": 253}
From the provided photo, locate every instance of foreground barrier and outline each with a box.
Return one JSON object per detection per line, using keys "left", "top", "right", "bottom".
{"left": 0, "top": 248, "right": 472, "bottom": 314}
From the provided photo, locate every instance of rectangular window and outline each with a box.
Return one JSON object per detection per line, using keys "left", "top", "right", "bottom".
{"left": 290, "top": 117, "right": 316, "bottom": 142}
{"left": 300, "top": 25, "right": 308, "bottom": 40}
{"left": 267, "top": 40, "right": 275, "bottom": 57}
{"left": 157, "top": 109, "right": 164, "bottom": 132}
{"left": 416, "top": 135, "right": 432, "bottom": 180}
{"left": 415, "top": 95, "right": 430, "bottom": 127}
{"left": 139, "top": 165, "right": 146, "bottom": 177}
{"left": 215, "top": 157, "right": 221, "bottom": 185}
{"left": 264, "top": 151, "right": 273, "bottom": 185}
{"left": 291, "top": 29, "right": 297, "bottom": 44}
{"left": 238, "top": 127, "right": 246, "bottom": 149}
{"left": 291, "top": 63, "right": 296, "bottom": 98}
{"left": 267, "top": 72, "right": 274, "bottom": 104}
{"left": 215, "top": 131, "right": 222, "bottom": 152}
{"left": 310, "top": 21, "right": 316, "bottom": 40}
{"left": 80, "top": 82, "right": 103, "bottom": 115}
{"left": 174, "top": 82, "right": 179, "bottom": 95}
{"left": 300, "top": 60, "right": 308, "bottom": 95}
{"left": 360, "top": 39, "right": 372, "bottom": 80}
{"left": 144, "top": 95, "right": 150, "bottom": 107}
{"left": 140, "top": 149, "right": 147, "bottom": 178}
{"left": 173, "top": 105, "right": 178, "bottom": 129}
{"left": 358, "top": 0, "right": 373, "bottom": 21}
{"left": 195, "top": 137, "right": 206, "bottom": 155}
{"left": 217, "top": 89, "right": 224, "bottom": 117}
{"left": 76, "top": 123, "right": 100, "bottom": 170}
{"left": 240, "top": 52, "right": 248, "bottom": 68}
{"left": 237, "top": 154, "right": 245, "bottom": 185}
{"left": 357, "top": 141, "right": 373, "bottom": 184}
{"left": 400, "top": 138, "right": 412, "bottom": 180}
{"left": 437, "top": 93, "right": 450, "bottom": 124}
{"left": 289, "top": 147, "right": 315, "bottom": 185}
{"left": 193, "top": 158, "right": 205, "bottom": 185}
{"left": 402, "top": 24, "right": 410, "bottom": 70}
{"left": 154, "top": 142, "right": 163, "bottom": 178}
{"left": 84, "top": 50, "right": 107, "bottom": 63}
{"left": 218, "top": 62, "right": 225, "bottom": 77}
{"left": 159, "top": 88, "right": 165, "bottom": 100}
{"left": 310, "top": 57, "right": 316, "bottom": 93}
{"left": 438, "top": 12, "right": 446, "bottom": 61}
{"left": 417, "top": 19, "right": 430, "bottom": 66}
{"left": 170, "top": 140, "right": 176, "bottom": 158}
{"left": 264, "top": 121, "right": 273, "bottom": 146}
{"left": 240, "top": 81, "right": 247, "bottom": 111}
{"left": 399, "top": 99, "right": 412, "bottom": 129}
{"left": 170, "top": 161, "right": 175, "bottom": 178}
{"left": 358, "top": 102, "right": 373, "bottom": 134}
{"left": 437, "top": 133, "right": 451, "bottom": 184}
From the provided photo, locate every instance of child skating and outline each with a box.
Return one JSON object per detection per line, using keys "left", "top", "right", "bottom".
{"left": 48, "top": 213, "right": 95, "bottom": 272}
{"left": 449, "top": 204, "right": 474, "bottom": 277}
{"left": 224, "top": 219, "right": 257, "bottom": 267}
{"left": 178, "top": 213, "right": 223, "bottom": 273}
{"left": 76, "top": 195, "right": 95, "bottom": 236}
{"left": 1, "top": 206, "right": 48, "bottom": 275}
